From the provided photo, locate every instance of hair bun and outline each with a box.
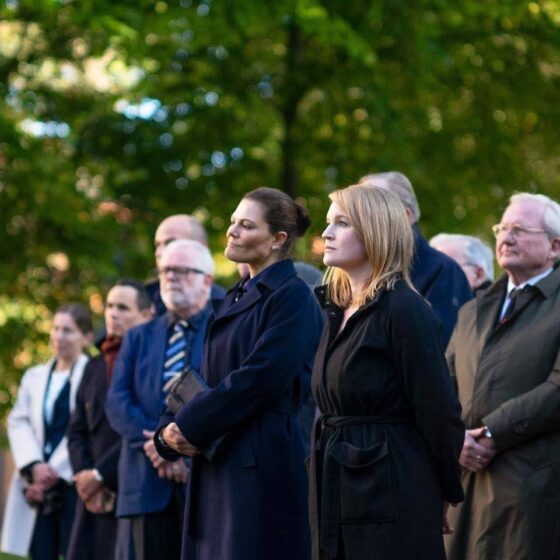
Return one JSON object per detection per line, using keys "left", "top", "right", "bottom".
{"left": 295, "top": 203, "right": 312, "bottom": 236}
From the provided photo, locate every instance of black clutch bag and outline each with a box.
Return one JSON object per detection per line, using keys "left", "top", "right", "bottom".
{"left": 164, "top": 366, "right": 229, "bottom": 462}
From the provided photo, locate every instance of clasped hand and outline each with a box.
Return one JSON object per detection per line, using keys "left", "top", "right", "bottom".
{"left": 74, "top": 469, "right": 102, "bottom": 503}
{"left": 459, "top": 427, "right": 496, "bottom": 472}
{"left": 142, "top": 428, "right": 193, "bottom": 484}
{"left": 25, "top": 462, "right": 59, "bottom": 504}
{"left": 161, "top": 423, "right": 199, "bottom": 457}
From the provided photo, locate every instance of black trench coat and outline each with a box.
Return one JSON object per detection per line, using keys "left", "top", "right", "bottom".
{"left": 310, "top": 280, "right": 464, "bottom": 560}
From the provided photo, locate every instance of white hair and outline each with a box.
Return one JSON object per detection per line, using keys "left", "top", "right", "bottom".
{"left": 358, "top": 171, "right": 421, "bottom": 223}
{"left": 509, "top": 192, "right": 560, "bottom": 237}
{"left": 430, "top": 233, "right": 494, "bottom": 281}
{"left": 162, "top": 239, "right": 215, "bottom": 276}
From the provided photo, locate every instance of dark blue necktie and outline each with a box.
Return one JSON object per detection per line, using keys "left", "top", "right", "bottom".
{"left": 500, "top": 287, "right": 520, "bottom": 324}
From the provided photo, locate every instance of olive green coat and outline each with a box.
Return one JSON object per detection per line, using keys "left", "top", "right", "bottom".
{"left": 445, "top": 266, "right": 560, "bottom": 560}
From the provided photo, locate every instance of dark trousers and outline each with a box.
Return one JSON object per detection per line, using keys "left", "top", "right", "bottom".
{"left": 66, "top": 501, "right": 118, "bottom": 560}
{"left": 129, "top": 486, "right": 184, "bottom": 560}
{"left": 29, "top": 484, "right": 77, "bottom": 560}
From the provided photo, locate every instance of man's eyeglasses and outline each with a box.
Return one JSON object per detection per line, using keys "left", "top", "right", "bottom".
{"left": 158, "top": 266, "right": 207, "bottom": 277}
{"left": 491, "top": 223, "right": 548, "bottom": 239}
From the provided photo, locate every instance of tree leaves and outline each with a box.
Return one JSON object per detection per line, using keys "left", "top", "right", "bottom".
{"left": 1, "top": 0, "right": 560, "bottom": 437}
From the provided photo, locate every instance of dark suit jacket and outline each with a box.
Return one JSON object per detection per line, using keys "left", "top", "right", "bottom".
{"left": 106, "top": 311, "right": 208, "bottom": 517}
{"left": 157, "top": 259, "right": 323, "bottom": 560}
{"left": 68, "top": 355, "right": 120, "bottom": 489}
{"left": 411, "top": 225, "right": 473, "bottom": 346}
{"left": 66, "top": 354, "right": 120, "bottom": 560}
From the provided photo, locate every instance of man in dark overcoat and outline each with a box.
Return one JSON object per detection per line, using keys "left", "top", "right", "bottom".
{"left": 67, "top": 280, "right": 152, "bottom": 560}
{"left": 445, "top": 192, "right": 560, "bottom": 560}
{"left": 359, "top": 171, "right": 473, "bottom": 345}
{"left": 106, "top": 240, "right": 214, "bottom": 560}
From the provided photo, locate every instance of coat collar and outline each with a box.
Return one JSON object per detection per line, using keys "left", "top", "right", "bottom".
{"left": 314, "top": 282, "right": 384, "bottom": 342}
{"left": 476, "top": 264, "right": 560, "bottom": 347}
{"left": 248, "top": 258, "right": 298, "bottom": 291}
{"left": 528, "top": 262, "right": 560, "bottom": 298}
{"left": 314, "top": 283, "right": 385, "bottom": 313}
{"left": 217, "top": 259, "right": 297, "bottom": 320}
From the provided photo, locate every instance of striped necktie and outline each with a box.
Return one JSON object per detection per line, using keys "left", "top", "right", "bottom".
{"left": 163, "top": 319, "right": 189, "bottom": 388}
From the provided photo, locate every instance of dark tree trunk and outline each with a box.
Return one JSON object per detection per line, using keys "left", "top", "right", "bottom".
{"left": 280, "top": 20, "right": 303, "bottom": 198}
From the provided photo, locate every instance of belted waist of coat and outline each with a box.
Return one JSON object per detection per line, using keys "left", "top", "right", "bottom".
{"left": 309, "top": 414, "right": 413, "bottom": 559}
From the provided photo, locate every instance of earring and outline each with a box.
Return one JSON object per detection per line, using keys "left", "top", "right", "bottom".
{"left": 272, "top": 245, "right": 279, "bottom": 250}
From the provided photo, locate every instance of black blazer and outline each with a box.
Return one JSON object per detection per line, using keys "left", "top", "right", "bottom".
{"left": 67, "top": 355, "right": 120, "bottom": 490}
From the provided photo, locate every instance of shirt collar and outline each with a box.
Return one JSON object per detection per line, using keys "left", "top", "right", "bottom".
{"left": 166, "top": 304, "right": 211, "bottom": 331}
{"left": 506, "top": 267, "right": 554, "bottom": 294}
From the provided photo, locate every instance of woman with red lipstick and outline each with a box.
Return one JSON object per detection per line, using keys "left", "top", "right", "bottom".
{"left": 309, "top": 185, "right": 464, "bottom": 560}
{"left": 1, "top": 304, "right": 92, "bottom": 560}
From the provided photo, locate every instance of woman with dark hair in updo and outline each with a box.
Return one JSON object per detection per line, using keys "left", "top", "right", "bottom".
{"left": 155, "top": 187, "right": 323, "bottom": 560}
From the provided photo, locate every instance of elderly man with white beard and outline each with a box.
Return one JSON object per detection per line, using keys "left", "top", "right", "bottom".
{"left": 106, "top": 239, "right": 214, "bottom": 560}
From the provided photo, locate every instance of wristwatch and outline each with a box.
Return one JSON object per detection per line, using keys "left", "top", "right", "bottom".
{"left": 92, "top": 468, "right": 104, "bottom": 482}
{"left": 157, "top": 429, "right": 171, "bottom": 450}
{"left": 483, "top": 426, "right": 493, "bottom": 438}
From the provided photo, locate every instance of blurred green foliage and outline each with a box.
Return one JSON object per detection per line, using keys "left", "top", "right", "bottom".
{"left": 1, "top": 0, "right": 560, "bottom": 440}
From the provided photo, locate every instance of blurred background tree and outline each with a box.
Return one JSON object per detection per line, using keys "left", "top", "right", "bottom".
{"left": 1, "top": 0, "right": 560, "bottom": 438}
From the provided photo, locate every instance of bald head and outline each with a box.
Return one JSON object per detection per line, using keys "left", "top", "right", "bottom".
{"left": 154, "top": 214, "right": 208, "bottom": 268}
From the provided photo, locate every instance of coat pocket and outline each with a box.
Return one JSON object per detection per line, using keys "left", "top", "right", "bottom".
{"left": 329, "top": 439, "right": 398, "bottom": 522}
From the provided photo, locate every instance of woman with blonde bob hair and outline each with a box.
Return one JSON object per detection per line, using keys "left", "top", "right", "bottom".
{"left": 309, "top": 184, "right": 465, "bottom": 560}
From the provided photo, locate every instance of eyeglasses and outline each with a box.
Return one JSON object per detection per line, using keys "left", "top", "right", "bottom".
{"left": 158, "top": 266, "right": 207, "bottom": 277}
{"left": 491, "top": 223, "right": 548, "bottom": 239}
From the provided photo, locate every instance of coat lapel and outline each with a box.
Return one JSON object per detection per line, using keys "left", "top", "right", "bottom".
{"left": 216, "top": 260, "right": 297, "bottom": 323}
{"left": 36, "top": 359, "right": 55, "bottom": 449}
{"left": 149, "top": 315, "right": 168, "bottom": 394}
{"left": 493, "top": 286, "right": 538, "bottom": 333}
{"left": 477, "top": 267, "right": 560, "bottom": 349}
{"left": 69, "top": 353, "right": 89, "bottom": 412}
{"left": 476, "top": 277, "right": 506, "bottom": 352}
{"left": 215, "top": 288, "right": 264, "bottom": 322}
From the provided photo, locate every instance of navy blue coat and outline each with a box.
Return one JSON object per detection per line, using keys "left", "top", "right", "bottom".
{"left": 411, "top": 225, "right": 473, "bottom": 346}
{"left": 158, "top": 259, "right": 323, "bottom": 560}
{"left": 106, "top": 312, "right": 208, "bottom": 517}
